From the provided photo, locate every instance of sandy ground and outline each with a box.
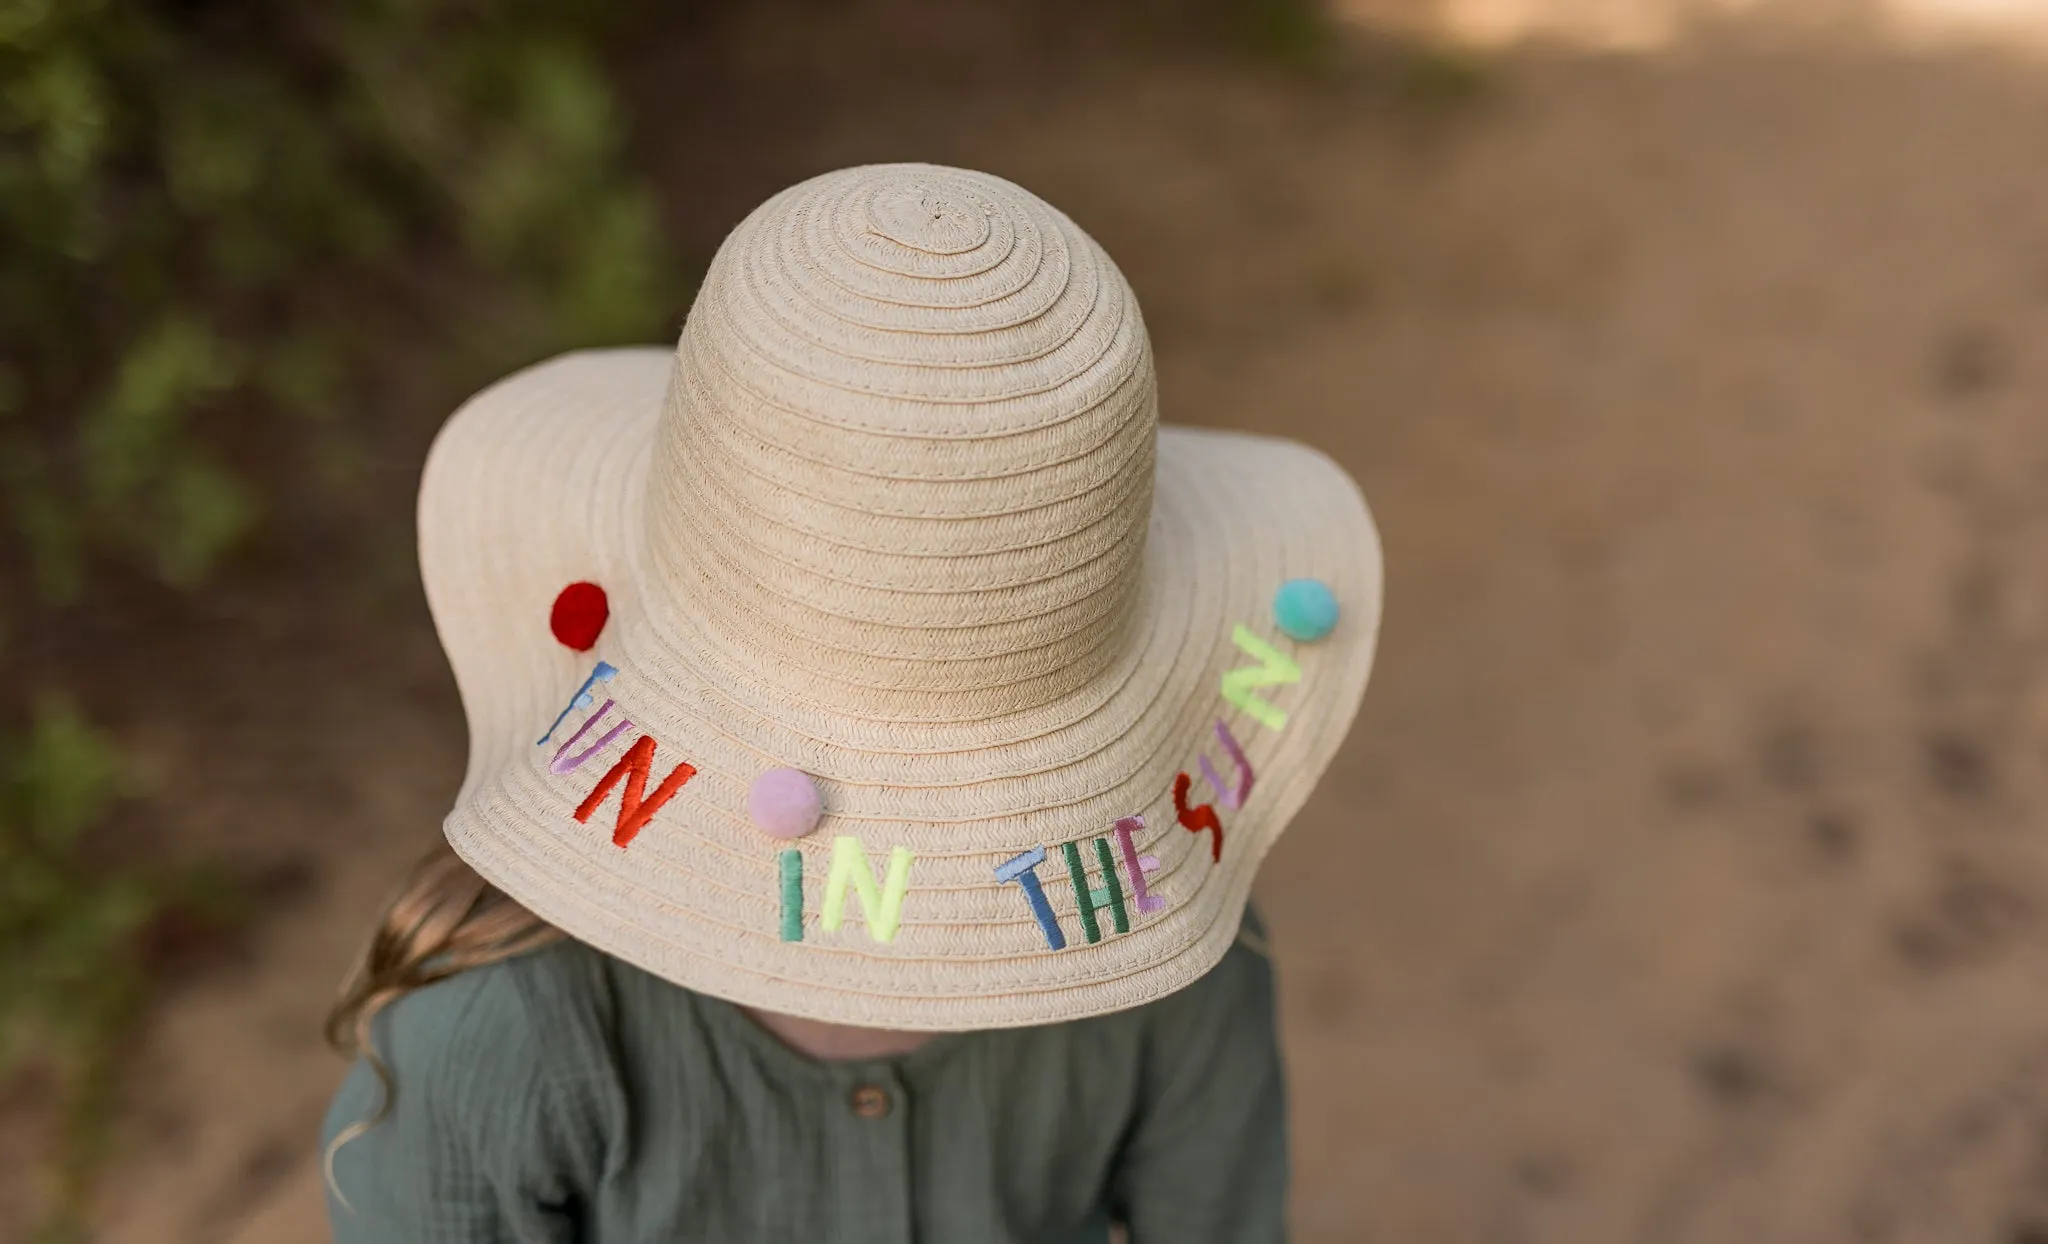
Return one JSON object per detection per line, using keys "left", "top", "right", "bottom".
{"left": 33, "top": 3, "right": 2048, "bottom": 1241}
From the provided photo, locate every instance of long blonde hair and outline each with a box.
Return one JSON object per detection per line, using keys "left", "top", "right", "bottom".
{"left": 322, "top": 842, "right": 562, "bottom": 1199}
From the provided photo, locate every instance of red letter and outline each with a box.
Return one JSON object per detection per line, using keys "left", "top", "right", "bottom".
{"left": 575, "top": 734, "right": 696, "bottom": 848}
{"left": 1173, "top": 772, "right": 1223, "bottom": 862}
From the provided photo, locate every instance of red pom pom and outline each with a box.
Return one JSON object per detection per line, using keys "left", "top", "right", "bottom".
{"left": 550, "top": 582, "right": 610, "bottom": 651}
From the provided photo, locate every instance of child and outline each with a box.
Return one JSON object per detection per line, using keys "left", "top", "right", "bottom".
{"left": 321, "top": 163, "right": 1383, "bottom": 1243}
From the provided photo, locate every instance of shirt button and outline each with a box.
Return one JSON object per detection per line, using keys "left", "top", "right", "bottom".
{"left": 849, "top": 1084, "right": 892, "bottom": 1119}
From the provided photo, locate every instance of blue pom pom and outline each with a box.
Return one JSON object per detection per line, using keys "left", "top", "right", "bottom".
{"left": 1273, "top": 578, "right": 1339, "bottom": 642}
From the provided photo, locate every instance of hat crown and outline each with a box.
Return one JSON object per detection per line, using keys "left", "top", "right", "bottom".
{"left": 644, "top": 165, "right": 1158, "bottom": 724}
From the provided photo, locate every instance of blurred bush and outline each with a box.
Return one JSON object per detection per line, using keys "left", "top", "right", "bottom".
{"left": 0, "top": 1, "right": 678, "bottom": 1235}
{"left": 0, "top": 0, "right": 677, "bottom": 603}
{"left": 0, "top": 698, "right": 241, "bottom": 1244}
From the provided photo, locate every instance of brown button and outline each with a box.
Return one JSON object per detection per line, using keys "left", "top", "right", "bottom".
{"left": 849, "top": 1084, "right": 892, "bottom": 1119}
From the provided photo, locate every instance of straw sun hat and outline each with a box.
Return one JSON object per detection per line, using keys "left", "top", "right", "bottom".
{"left": 418, "top": 163, "right": 1383, "bottom": 1030}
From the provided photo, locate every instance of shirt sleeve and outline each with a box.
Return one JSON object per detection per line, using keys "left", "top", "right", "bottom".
{"left": 320, "top": 954, "right": 594, "bottom": 1244}
{"left": 1110, "top": 910, "right": 1290, "bottom": 1244}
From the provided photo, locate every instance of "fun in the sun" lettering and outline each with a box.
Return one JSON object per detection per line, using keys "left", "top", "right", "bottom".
{"left": 538, "top": 616, "right": 1307, "bottom": 951}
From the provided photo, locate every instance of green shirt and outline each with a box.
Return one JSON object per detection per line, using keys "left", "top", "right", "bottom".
{"left": 321, "top": 913, "right": 1287, "bottom": 1243}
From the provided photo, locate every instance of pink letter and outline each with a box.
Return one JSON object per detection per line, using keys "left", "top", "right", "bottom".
{"left": 550, "top": 699, "right": 634, "bottom": 774}
{"left": 1112, "top": 816, "right": 1167, "bottom": 913}
{"left": 1197, "top": 718, "right": 1255, "bottom": 810}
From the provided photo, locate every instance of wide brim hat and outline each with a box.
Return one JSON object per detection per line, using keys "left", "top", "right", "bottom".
{"left": 419, "top": 164, "right": 1383, "bottom": 1030}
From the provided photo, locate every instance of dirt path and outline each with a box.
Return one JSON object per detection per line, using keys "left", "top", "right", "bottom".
{"left": 61, "top": 6, "right": 2048, "bottom": 1242}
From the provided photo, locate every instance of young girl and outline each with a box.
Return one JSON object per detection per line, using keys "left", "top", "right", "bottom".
{"left": 321, "top": 163, "right": 1383, "bottom": 1243}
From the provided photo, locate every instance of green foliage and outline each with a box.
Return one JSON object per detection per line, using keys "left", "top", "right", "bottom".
{"left": 1234, "top": 0, "right": 1341, "bottom": 71}
{"left": 1393, "top": 42, "right": 1496, "bottom": 113}
{"left": 0, "top": 3, "right": 677, "bottom": 1234}
{"left": 0, "top": 699, "right": 239, "bottom": 1241}
{"left": 0, "top": 0, "right": 677, "bottom": 603}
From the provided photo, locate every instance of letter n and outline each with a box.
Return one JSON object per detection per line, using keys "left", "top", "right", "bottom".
{"left": 574, "top": 734, "right": 696, "bottom": 848}
{"left": 820, "top": 836, "right": 915, "bottom": 942}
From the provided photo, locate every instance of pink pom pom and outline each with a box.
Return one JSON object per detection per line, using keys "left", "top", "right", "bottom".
{"left": 748, "top": 768, "right": 823, "bottom": 840}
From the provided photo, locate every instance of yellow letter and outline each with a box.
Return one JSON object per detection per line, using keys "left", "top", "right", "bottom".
{"left": 1220, "top": 625, "right": 1301, "bottom": 732}
{"left": 819, "top": 836, "right": 915, "bottom": 943}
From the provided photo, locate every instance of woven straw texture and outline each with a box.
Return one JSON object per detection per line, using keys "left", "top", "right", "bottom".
{"left": 419, "top": 164, "right": 1384, "bottom": 1030}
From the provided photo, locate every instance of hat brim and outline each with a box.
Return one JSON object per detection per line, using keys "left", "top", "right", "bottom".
{"left": 420, "top": 347, "right": 1383, "bottom": 1029}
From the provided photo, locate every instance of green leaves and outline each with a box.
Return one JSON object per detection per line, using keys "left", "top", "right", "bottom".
{"left": 0, "top": 697, "right": 141, "bottom": 1160}
{"left": 2, "top": 0, "right": 679, "bottom": 605}
{"left": 83, "top": 318, "right": 253, "bottom": 588}
{"left": 0, "top": 5, "right": 679, "bottom": 1232}
{"left": 2, "top": 317, "right": 256, "bottom": 601}
{"left": 0, "top": 697, "right": 126, "bottom": 855}
{"left": 0, "top": 699, "right": 244, "bottom": 1238}
{"left": 85, "top": 318, "right": 240, "bottom": 503}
